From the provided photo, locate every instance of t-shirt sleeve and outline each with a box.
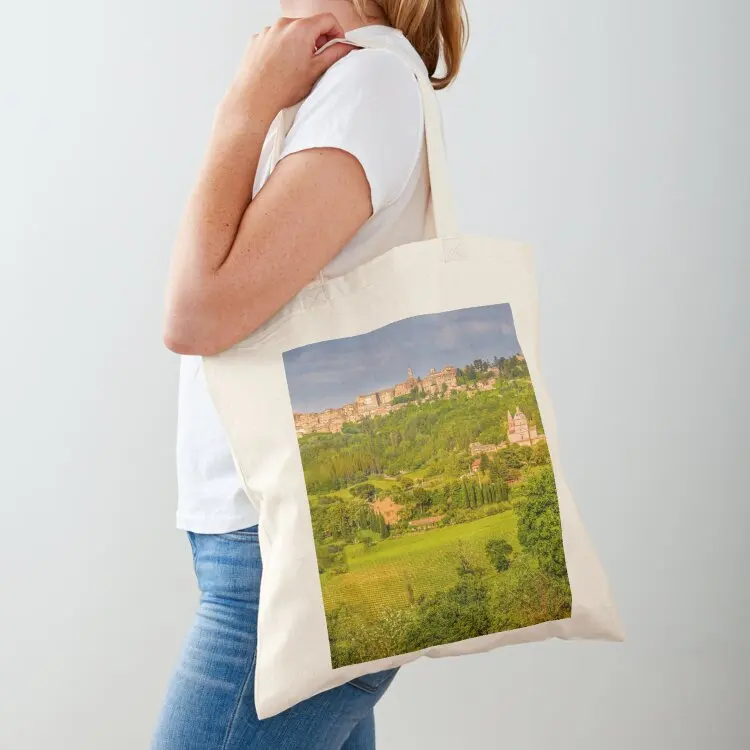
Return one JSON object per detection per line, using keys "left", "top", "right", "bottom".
{"left": 278, "top": 48, "right": 424, "bottom": 215}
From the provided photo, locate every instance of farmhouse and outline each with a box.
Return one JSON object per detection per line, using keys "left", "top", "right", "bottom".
{"left": 469, "top": 441, "right": 501, "bottom": 456}
{"left": 408, "top": 515, "right": 445, "bottom": 531}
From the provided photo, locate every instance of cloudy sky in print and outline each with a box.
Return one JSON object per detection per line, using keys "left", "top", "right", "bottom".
{"left": 283, "top": 304, "right": 523, "bottom": 413}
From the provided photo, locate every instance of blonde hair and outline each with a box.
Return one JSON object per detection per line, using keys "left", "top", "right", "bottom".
{"left": 351, "top": 0, "right": 469, "bottom": 89}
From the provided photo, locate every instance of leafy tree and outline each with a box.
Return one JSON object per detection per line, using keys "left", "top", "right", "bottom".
{"left": 491, "top": 554, "right": 572, "bottom": 632}
{"left": 516, "top": 466, "right": 568, "bottom": 579}
{"left": 351, "top": 483, "right": 377, "bottom": 500}
{"left": 460, "top": 480, "right": 471, "bottom": 508}
{"left": 412, "top": 487, "right": 432, "bottom": 514}
{"left": 518, "top": 445, "right": 533, "bottom": 464}
{"left": 496, "top": 480, "right": 509, "bottom": 504}
{"left": 531, "top": 440, "right": 550, "bottom": 465}
{"left": 402, "top": 574, "right": 492, "bottom": 651}
{"left": 486, "top": 538, "right": 513, "bottom": 572}
{"left": 328, "top": 605, "right": 415, "bottom": 668}
{"left": 456, "top": 541, "right": 479, "bottom": 575}
{"left": 490, "top": 444, "right": 530, "bottom": 473}
{"left": 479, "top": 453, "right": 490, "bottom": 472}
{"left": 489, "top": 457, "right": 506, "bottom": 482}
{"left": 476, "top": 426, "right": 504, "bottom": 445}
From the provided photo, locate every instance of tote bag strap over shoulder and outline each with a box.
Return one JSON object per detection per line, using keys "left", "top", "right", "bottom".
{"left": 269, "top": 33, "right": 459, "bottom": 244}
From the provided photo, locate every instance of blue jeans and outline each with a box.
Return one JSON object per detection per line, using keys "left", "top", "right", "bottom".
{"left": 151, "top": 526, "right": 398, "bottom": 749}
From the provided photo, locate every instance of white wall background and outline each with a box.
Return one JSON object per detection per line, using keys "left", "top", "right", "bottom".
{"left": 1, "top": 1, "right": 747, "bottom": 748}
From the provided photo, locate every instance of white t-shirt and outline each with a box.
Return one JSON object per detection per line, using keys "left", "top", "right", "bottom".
{"left": 175, "top": 26, "right": 430, "bottom": 533}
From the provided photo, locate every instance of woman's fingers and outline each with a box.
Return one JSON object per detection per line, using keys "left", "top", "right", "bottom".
{"left": 228, "top": 13, "right": 354, "bottom": 116}
{"left": 302, "top": 13, "right": 352, "bottom": 73}
{"left": 302, "top": 12, "right": 346, "bottom": 45}
{"left": 313, "top": 40, "right": 356, "bottom": 72}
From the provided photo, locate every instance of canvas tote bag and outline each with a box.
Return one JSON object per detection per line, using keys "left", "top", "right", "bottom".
{"left": 203, "top": 34, "right": 624, "bottom": 719}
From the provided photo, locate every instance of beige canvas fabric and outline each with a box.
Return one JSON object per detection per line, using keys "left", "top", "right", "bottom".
{"left": 203, "top": 34, "right": 624, "bottom": 719}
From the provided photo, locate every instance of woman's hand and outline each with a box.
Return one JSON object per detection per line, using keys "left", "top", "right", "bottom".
{"left": 221, "top": 14, "right": 355, "bottom": 123}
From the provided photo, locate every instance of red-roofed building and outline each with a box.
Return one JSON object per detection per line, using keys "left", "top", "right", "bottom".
{"left": 408, "top": 515, "right": 445, "bottom": 531}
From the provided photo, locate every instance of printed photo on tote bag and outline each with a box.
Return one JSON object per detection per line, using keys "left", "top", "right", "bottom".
{"left": 203, "top": 32, "right": 624, "bottom": 719}
{"left": 284, "top": 303, "right": 572, "bottom": 669}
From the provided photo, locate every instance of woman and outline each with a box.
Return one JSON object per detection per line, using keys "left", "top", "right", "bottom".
{"left": 154, "top": 1, "right": 467, "bottom": 748}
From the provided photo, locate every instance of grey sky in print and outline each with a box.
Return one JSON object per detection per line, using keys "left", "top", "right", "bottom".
{"left": 283, "top": 304, "right": 521, "bottom": 413}
{"left": 282, "top": 304, "right": 571, "bottom": 669}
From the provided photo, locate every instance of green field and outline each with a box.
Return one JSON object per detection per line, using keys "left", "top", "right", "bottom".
{"left": 322, "top": 510, "right": 519, "bottom": 623}
{"left": 312, "top": 476, "right": 400, "bottom": 504}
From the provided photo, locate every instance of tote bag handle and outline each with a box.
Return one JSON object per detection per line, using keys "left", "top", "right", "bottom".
{"left": 407, "top": 66, "right": 459, "bottom": 240}
{"left": 270, "top": 35, "right": 459, "bottom": 241}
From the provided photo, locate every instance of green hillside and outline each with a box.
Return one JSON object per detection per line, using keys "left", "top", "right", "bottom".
{"left": 298, "top": 364, "right": 572, "bottom": 668}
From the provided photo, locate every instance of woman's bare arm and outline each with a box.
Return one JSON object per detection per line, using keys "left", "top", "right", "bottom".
{"left": 163, "top": 16, "right": 371, "bottom": 356}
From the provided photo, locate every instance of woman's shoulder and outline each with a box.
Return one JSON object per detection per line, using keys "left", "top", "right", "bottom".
{"left": 312, "top": 46, "right": 421, "bottom": 116}
{"left": 281, "top": 46, "right": 425, "bottom": 214}
{"left": 324, "top": 46, "right": 417, "bottom": 80}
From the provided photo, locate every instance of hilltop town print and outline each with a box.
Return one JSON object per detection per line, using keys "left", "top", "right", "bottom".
{"left": 282, "top": 304, "right": 571, "bottom": 668}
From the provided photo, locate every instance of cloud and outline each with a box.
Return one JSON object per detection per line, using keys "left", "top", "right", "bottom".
{"left": 283, "top": 304, "right": 521, "bottom": 412}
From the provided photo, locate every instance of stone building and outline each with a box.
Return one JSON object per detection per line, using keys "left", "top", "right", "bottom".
{"left": 474, "top": 379, "right": 497, "bottom": 392}
{"left": 507, "top": 406, "right": 545, "bottom": 447}
{"left": 408, "top": 515, "right": 445, "bottom": 531}
{"left": 469, "top": 441, "right": 501, "bottom": 456}
{"left": 468, "top": 407, "right": 546, "bottom": 462}
{"left": 293, "top": 365, "right": 459, "bottom": 435}
{"left": 355, "top": 393, "right": 380, "bottom": 414}
{"left": 420, "top": 366, "right": 459, "bottom": 395}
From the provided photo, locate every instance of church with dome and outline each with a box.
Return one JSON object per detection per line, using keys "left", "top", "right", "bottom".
{"left": 507, "top": 406, "right": 545, "bottom": 447}
{"left": 469, "top": 406, "right": 546, "bottom": 471}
